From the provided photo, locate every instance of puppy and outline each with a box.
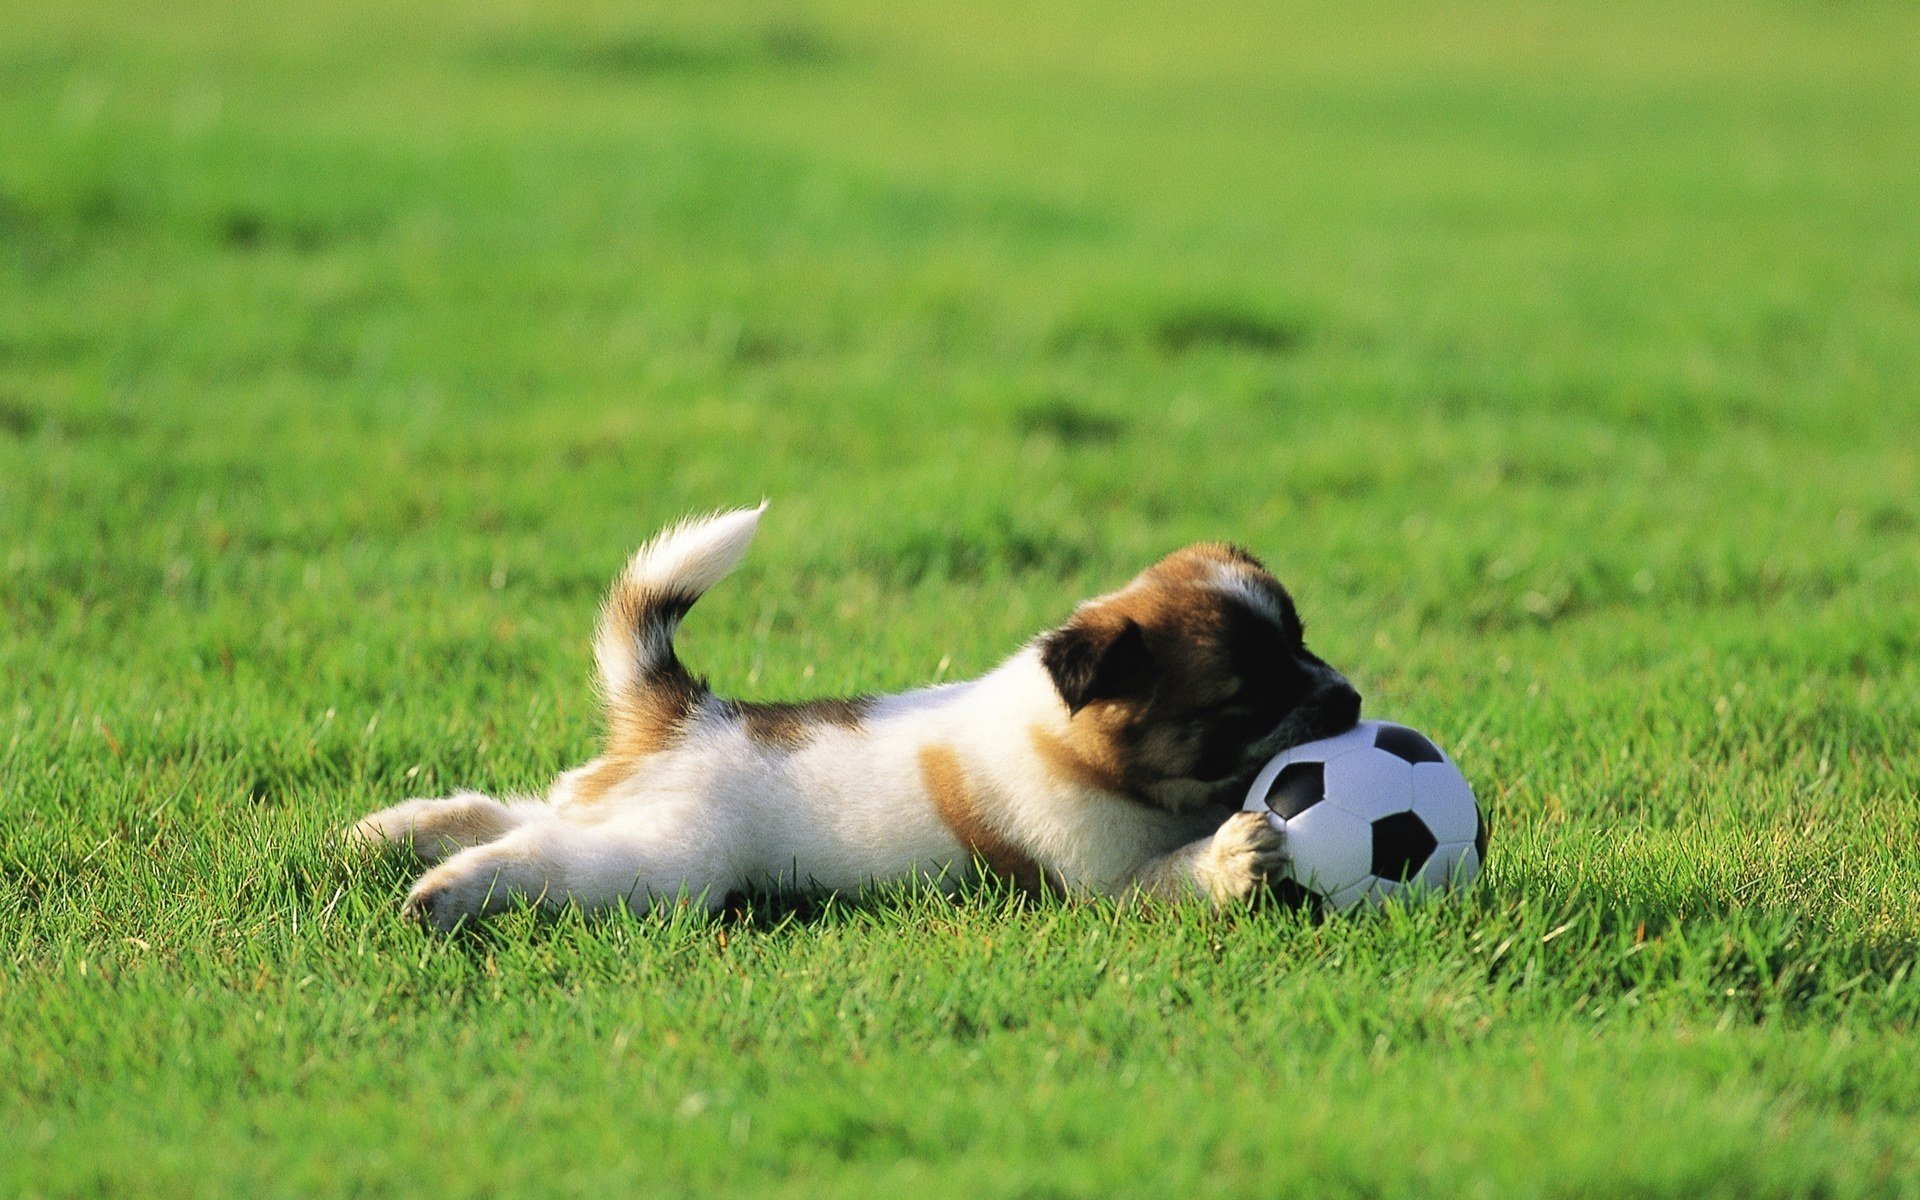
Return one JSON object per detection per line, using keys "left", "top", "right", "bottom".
{"left": 349, "top": 504, "right": 1361, "bottom": 929}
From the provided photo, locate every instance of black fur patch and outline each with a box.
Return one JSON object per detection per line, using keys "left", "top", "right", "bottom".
{"left": 642, "top": 590, "right": 697, "bottom": 642}
{"left": 1040, "top": 618, "right": 1155, "bottom": 715}
{"left": 731, "top": 696, "right": 874, "bottom": 747}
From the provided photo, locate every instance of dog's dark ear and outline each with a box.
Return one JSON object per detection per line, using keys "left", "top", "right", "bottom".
{"left": 1040, "top": 615, "right": 1155, "bottom": 716}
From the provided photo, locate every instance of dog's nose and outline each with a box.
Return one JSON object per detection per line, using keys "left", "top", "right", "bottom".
{"left": 1320, "top": 682, "right": 1362, "bottom": 733}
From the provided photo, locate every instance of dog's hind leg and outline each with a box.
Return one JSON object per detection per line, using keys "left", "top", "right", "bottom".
{"left": 345, "top": 792, "right": 548, "bottom": 864}
{"left": 399, "top": 797, "right": 741, "bottom": 930}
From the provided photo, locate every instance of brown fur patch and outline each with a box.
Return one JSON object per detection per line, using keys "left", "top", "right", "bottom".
{"left": 919, "top": 744, "right": 1047, "bottom": 891}
{"left": 614, "top": 664, "right": 704, "bottom": 752}
{"left": 572, "top": 665, "right": 704, "bottom": 804}
{"left": 735, "top": 696, "right": 873, "bottom": 748}
{"left": 1029, "top": 723, "right": 1135, "bottom": 800}
{"left": 567, "top": 754, "right": 639, "bottom": 805}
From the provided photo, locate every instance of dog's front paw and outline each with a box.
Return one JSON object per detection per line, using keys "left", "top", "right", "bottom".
{"left": 1200, "top": 812, "right": 1290, "bottom": 904}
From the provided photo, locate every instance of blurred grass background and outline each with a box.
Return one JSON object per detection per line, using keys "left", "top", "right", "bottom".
{"left": 3, "top": 0, "right": 1919, "bottom": 1195}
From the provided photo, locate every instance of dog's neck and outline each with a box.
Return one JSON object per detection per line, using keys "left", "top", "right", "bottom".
{"left": 888, "top": 647, "right": 1150, "bottom": 806}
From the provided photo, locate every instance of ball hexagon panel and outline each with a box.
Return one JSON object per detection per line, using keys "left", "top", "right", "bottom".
{"left": 1306, "top": 722, "right": 1380, "bottom": 762}
{"left": 1263, "top": 761, "right": 1326, "bottom": 820}
{"left": 1409, "top": 762, "right": 1478, "bottom": 846}
{"left": 1282, "top": 801, "right": 1374, "bottom": 895}
{"left": 1334, "top": 878, "right": 1404, "bottom": 911}
{"left": 1415, "top": 840, "right": 1479, "bottom": 891}
{"left": 1369, "top": 810, "right": 1438, "bottom": 881}
{"left": 1327, "top": 878, "right": 1373, "bottom": 913}
{"left": 1323, "top": 748, "right": 1414, "bottom": 821}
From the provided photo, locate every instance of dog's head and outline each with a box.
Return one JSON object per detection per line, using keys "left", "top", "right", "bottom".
{"left": 1036, "top": 543, "right": 1361, "bottom": 811}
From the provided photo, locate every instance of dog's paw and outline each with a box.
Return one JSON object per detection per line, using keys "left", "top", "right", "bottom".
{"left": 1200, "top": 811, "right": 1290, "bottom": 904}
{"left": 400, "top": 870, "right": 469, "bottom": 932}
{"left": 342, "top": 793, "right": 518, "bottom": 864}
{"left": 402, "top": 856, "right": 515, "bottom": 932}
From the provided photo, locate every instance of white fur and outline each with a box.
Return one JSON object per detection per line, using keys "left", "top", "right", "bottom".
{"left": 1208, "top": 562, "right": 1284, "bottom": 623}
{"left": 350, "top": 506, "right": 1282, "bottom": 929}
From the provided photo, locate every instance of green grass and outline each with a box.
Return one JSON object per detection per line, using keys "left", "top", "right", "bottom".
{"left": 5, "top": 0, "right": 1920, "bottom": 1194}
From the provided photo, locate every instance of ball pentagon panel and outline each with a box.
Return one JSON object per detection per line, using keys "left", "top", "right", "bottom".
{"left": 1263, "top": 760, "right": 1327, "bottom": 820}
{"left": 1371, "top": 723, "right": 1447, "bottom": 765}
{"left": 1369, "top": 810, "right": 1438, "bottom": 882}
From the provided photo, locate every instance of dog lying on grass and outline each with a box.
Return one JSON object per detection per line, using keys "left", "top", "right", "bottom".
{"left": 349, "top": 504, "right": 1362, "bottom": 929}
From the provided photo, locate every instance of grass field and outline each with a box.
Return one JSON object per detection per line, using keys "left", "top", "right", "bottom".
{"left": 5, "top": 0, "right": 1920, "bottom": 1194}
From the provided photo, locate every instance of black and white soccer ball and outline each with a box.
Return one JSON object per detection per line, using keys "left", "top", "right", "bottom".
{"left": 1243, "top": 720, "right": 1487, "bottom": 912}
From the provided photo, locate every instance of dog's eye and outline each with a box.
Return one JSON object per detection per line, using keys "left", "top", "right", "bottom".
{"left": 1208, "top": 701, "right": 1283, "bottom": 740}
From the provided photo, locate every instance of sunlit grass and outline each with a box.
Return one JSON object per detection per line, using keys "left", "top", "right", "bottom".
{"left": 3, "top": 0, "right": 1919, "bottom": 1194}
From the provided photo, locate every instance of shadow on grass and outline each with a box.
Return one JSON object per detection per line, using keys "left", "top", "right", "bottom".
{"left": 315, "top": 851, "right": 1325, "bottom": 956}
{"left": 312, "top": 832, "right": 1918, "bottom": 1027}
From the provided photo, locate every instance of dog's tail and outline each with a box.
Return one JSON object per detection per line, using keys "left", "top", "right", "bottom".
{"left": 594, "top": 503, "right": 766, "bottom": 740}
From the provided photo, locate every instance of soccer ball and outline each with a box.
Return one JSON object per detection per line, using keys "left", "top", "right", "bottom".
{"left": 1243, "top": 721, "right": 1487, "bottom": 912}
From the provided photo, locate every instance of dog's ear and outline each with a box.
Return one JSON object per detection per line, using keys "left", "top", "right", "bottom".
{"left": 1040, "top": 614, "right": 1155, "bottom": 716}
